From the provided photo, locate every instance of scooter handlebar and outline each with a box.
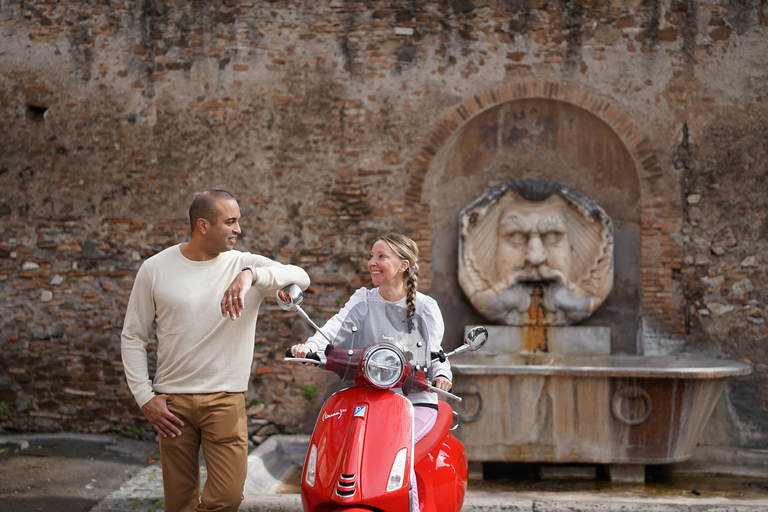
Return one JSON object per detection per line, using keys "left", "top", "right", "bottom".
{"left": 284, "top": 348, "right": 321, "bottom": 364}
{"left": 427, "top": 384, "right": 462, "bottom": 402}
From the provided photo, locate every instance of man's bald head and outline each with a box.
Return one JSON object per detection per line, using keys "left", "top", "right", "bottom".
{"left": 189, "top": 190, "right": 236, "bottom": 234}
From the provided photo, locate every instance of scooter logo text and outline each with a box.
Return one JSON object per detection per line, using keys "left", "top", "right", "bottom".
{"left": 322, "top": 408, "right": 347, "bottom": 421}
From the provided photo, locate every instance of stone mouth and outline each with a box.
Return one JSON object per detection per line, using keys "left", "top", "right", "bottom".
{"left": 514, "top": 277, "right": 557, "bottom": 284}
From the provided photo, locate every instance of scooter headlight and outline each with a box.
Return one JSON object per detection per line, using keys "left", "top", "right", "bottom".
{"left": 362, "top": 346, "right": 404, "bottom": 389}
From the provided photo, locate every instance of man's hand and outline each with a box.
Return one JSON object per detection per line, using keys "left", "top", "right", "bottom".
{"left": 141, "top": 395, "right": 184, "bottom": 439}
{"left": 221, "top": 268, "right": 253, "bottom": 320}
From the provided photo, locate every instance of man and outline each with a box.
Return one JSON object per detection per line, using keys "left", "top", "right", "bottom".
{"left": 121, "top": 190, "right": 310, "bottom": 512}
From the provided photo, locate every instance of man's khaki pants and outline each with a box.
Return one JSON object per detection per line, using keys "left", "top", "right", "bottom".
{"left": 159, "top": 392, "right": 248, "bottom": 512}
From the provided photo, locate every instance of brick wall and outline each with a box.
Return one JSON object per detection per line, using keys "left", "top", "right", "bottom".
{"left": 1, "top": 1, "right": 766, "bottom": 451}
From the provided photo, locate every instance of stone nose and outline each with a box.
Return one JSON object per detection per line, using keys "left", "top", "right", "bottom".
{"left": 525, "top": 235, "right": 547, "bottom": 266}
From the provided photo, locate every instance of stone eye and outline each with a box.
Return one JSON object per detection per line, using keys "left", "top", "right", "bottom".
{"left": 507, "top": 232, "right": 528, "bottom": 245}
{"left": 542, "top": 232, "right": 562, "bottom": 245}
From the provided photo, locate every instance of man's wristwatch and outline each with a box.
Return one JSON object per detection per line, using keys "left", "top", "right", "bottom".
{"left": 242, "top": 266, "right": 254, "bottom": 284}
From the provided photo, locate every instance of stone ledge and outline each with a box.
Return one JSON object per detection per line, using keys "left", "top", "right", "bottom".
{"left": 0, "top": 439, "right": 29, "bottom": 460}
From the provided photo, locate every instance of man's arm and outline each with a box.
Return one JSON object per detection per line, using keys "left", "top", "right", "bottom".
{"left": 121, "top": 265, "right": 184, "bottom": 438}
{"left": 221, "top": 255, "right": 310, "bottom": 320}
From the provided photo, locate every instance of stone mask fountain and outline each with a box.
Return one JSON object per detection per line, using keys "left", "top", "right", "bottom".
{"left": 451, "top": 179, "right": 751, "bottom": 482}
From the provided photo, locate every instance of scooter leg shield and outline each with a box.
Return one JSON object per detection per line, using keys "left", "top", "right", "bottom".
{"left": 301, "top": 388, "right": 413, "bottom": 512}
{"left": 414, "top": 433, "right": 468, "bottom": 512}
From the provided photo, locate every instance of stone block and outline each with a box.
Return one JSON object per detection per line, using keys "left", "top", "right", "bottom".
{"left": 606, "top": 464, "right": 645, "bottom": 483}
{"left": 464, "top": 325, "right": 611, "bottom": 355}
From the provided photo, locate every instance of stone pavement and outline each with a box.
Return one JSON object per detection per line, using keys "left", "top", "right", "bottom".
{"left": 4, "top": 432, "right": 765, "bottom": 512}
{"left": 90, "top": 462, "right": 166, "bottom": 512}
{"left": 0, "top": 434, "right": 768, "bottom": 512}
{"left": 94, "top": 468, "right": 768, "bottom": 512}
{"left": 88, "top": 435, "right": 768, "bottom": 512}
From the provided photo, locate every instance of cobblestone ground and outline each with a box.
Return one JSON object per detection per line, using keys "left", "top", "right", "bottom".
{"left": 91, "top": 462, "right": 208, "bottom": 512}
{"left": 90, "top": 463, "right": 166, "bottom": 512}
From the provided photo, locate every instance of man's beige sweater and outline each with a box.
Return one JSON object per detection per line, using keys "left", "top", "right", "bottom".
{"left": 121, "top": 244, "right": 309, "bottom": 408}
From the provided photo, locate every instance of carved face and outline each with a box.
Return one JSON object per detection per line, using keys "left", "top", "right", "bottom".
{"left": 495, "top": 198, "right": 572, "bottom": 285}
{"left": 459, "top": 180, "right": 614, "bottom": 326}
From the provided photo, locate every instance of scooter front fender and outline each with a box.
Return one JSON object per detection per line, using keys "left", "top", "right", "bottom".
{"left": 415, "top": 432, "right": 468, "bottom": 512}
{"left": 301, "top": 388, "right": 413, "bottom": 512}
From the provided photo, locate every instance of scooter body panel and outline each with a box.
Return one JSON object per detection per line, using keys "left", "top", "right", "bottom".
{"left": 301, "top": 387, "right": 413, "bottom": 512}
{"left": 414, "top": 432, "right": 468, "bottom": 512}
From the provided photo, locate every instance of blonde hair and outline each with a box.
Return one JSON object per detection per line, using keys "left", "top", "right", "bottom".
{"left": 378, "top": 233, "right": 420, "bottom": 331}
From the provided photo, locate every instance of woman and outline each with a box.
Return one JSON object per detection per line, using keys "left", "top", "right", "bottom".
{"left": 290, "top": 233, "right": 451, "bottom": 511}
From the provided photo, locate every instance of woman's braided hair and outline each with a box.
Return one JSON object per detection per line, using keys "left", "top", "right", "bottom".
{"left": 378, "top": 233, "right": 420, "bottom": 332}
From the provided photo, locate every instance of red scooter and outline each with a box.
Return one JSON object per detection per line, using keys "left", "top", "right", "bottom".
{"left": 277, "top": 285, "right": 488, "bottom": 512}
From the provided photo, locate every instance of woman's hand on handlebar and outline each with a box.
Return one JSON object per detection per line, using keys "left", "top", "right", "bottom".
{"left": 290, "top": 343, "right": 317, "bottom": 366}
{"left": 290, "top": 343, "right": 311, "bottom": 358}
{"left": 433, "top": 376, "right": 452, "bottom": 392}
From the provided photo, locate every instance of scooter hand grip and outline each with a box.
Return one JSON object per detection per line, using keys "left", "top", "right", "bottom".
{"left": 431, "top": 350, "right": 447, "bottom": 363}
{"left": 432, "top": 380, "right": 453, "bottom": 393}
{"left": 285, "top": 348, "right": 320, "bottom": 362}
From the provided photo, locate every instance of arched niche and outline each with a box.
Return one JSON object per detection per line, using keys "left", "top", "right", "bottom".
{"left": 422, "top": 97, "right": 642, "bottom": 354}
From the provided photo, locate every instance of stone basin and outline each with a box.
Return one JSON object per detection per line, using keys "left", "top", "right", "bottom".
{"left": 454, "top": 353, "right": 751, "bottom": 378}
{"left": 451, "top": 352, "right": 751, "bottom": 466}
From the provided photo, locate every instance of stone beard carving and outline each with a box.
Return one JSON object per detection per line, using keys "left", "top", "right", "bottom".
{"left": 458, "top": 180, "right": 613, "bottom": 326}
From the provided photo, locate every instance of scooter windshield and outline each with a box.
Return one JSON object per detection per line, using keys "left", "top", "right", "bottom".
{"left": 331, "top": 301, "right": 430, "bottom": 370}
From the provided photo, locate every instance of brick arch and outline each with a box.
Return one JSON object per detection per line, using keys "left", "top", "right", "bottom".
{"left": 404, "top": 81, "right": 684, "bottom": 336}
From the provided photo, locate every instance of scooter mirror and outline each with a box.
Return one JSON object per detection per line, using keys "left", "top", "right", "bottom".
{"left": 464, "top": 326, "right": 488, "bottom": 352}
{"left": 276, "top": 284, "right": 304, "bottom": 312}
{"left": 434, "top": 326, "right": 490, "bottom": 363}
{"left": 275, "top": 284, "right": 334, "bottom": 345}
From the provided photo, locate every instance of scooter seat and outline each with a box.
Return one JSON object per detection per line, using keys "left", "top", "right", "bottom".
{"left": 414, "top": 401, "right": 453, "bottom": 463}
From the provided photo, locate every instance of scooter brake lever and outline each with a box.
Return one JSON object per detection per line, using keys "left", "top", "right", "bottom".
{"left": 427, "top": 384, "right": 462, "bottom": 402}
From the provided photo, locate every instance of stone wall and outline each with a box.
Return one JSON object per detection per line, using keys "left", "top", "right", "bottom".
{"left": 0, "top": 0, "right": 766, "bottom": 456}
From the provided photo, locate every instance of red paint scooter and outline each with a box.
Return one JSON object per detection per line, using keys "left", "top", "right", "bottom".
{"left": 277, "top": 285, "right": 488, "bottom": 512}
